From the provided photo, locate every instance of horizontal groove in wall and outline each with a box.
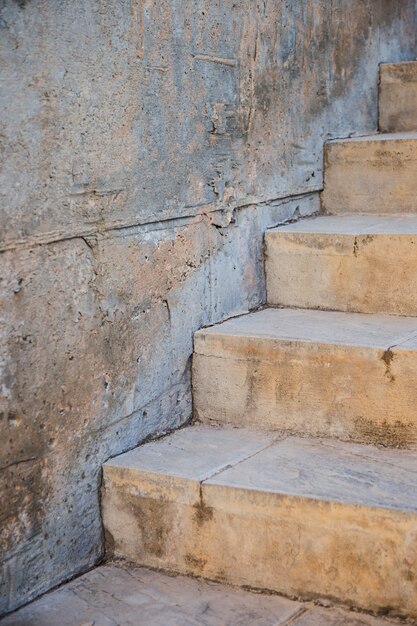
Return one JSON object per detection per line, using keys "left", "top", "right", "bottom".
{"left": 0, "top": 188, "right": 321, "bottom": 254}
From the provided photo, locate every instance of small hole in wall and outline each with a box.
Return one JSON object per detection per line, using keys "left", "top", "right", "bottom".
{"left": 4, "top": 413, "right": 21, "bottom": 427}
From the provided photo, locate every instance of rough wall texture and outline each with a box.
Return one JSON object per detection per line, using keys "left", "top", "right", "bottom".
{"left": 0, "top": 0, "right": 416, "bottom": 615}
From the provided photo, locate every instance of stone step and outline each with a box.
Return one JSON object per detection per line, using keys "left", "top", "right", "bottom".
{"left": 265, "top": 214, "right": 417, "bottom": 316}
{"left": 102, "top": 425, "right": 417, "bottom": 619}
{"left": 192, "top": 307, "right": 417, "bottom": 446}
{"left": 379, "top": 61, "right": 417, "bottom": 133}
{"left": 321, "top": 132, "right": 417, "bottom": 214}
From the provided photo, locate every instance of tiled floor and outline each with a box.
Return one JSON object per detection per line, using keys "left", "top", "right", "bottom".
{"left": 1, "top": 563, "right": 406, "bottom": 626}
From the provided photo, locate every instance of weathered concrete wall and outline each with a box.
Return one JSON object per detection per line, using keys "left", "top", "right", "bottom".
{"left": 0, "top": 0, "right": 415, "bottom": 615}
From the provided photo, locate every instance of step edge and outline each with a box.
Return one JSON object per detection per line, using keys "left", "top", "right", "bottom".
{"left": 194, "top": 317, "right": 417, "bottom": 353}
{"left": 325, "top": 131, "right": 417, "bottom": 144}
{"left": 202, "top": 479, "right": 417, "bottom": 516}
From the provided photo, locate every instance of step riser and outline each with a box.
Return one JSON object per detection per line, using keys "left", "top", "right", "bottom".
{"left": 102, "top": 467, "right": 417, "bottom": 619}
{"left": 193, "top": 340, "right": 417, "bottom": 447}
{"left": 380, "top": 63, "right": 417, "bottom": 133}
{"left": 321, "top": 137, "right": 417, "bottom": 214}
{"left": 265, "top": 231, "right": 417, "bottom": 316}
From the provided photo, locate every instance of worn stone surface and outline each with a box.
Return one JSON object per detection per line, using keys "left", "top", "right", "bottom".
{"left": 101, "top": 427, "right": 417, "bottom": 618}
{"left": 1, "top": 0, "right": 416, "bottom": 615}
{"left": 321, "top": 133, "right": 417, "bottom": 214}
{"left": 266, "top": 214, "right": 417, "bottom": 316}
{"left": 379, "top": 62, "right": 417, "bottom": 132}
{"left": 1, "top": 563, "right": 400, "bottom": 626}
{"left": 193, "top": 308, "right": 417, "bottom": 446}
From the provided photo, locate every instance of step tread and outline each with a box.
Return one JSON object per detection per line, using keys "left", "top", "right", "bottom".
{"left": 105, "top": 426, "right": 417, "bottom": 513}
{"left": 328, "top": 131, "right": 417, "bottom": 144}
{"left": 208, "top": 436, "right": 417, "bottom": 512}
{"left": 104, "top": 426, "right": 276, "bottom": 482}
{"left": 195, "top": 308, "right": 417, "bottom": 351}
{"left": 268, "top": 214, "right": 417, "bottom": 235}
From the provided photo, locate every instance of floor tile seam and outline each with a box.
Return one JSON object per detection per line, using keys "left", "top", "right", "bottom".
{"left": 63, "top": 586, "right": 118, "bottom": 625}
{"left": 91, "top": 566, "right": 170, "bottom": 606}
{"left": 280, "top": 605, "right": 310, "bottom": 625}
{"left": 71, "top": 570, "right": 208, "bottom": 622}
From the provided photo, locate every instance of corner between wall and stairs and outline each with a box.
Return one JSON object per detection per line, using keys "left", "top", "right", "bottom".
{"left": 101, "top": 61, "right": 417, "bottom": 621}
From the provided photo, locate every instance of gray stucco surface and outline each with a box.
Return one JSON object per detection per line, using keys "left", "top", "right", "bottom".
{"left": 0, "top": 0, "right": 416, "bottom": 615}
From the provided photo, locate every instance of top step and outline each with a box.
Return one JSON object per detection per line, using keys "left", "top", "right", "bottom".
{"left": 380, "top": 61, "right": 417, "bottom": 133}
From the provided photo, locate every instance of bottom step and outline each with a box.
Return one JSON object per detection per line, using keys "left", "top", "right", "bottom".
{"left": 102, "top": 426, "right": 417, "bottom": 619}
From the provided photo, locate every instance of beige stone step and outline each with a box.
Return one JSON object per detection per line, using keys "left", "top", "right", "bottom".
{"left": 102, "top": 425, "right": 417, "bottom": 619}
{"left": 265, "top": 214, "right": 417, "bottom": 316}
{"left": 192, "top": 307, "right": 417, "bottom": 446}
{"left": 321, "top": 132, "right": 417, "bottom": 214}
{"left": 379, "top": 61, "right": 417, "bottom": 133}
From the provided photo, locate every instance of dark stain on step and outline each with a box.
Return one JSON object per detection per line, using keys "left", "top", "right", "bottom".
{"left": 381, "top": 348, "right": 395, "bottom": 382}
{"left": 193, "top": 485, "right": 214, "bottom": 526}
{"left": 353, "top": 237, "right": 359, "bottom": 257}
{"left": 353, "top": 416, "right": 413, "bottom": 448}
{"left": 353, "top": 234, "right": 374, "bottom": 257}
{"left": 185, "top": 553, "right": 207, "bottom": 572}
{"left": 127, "top": 494, "right": 172, "bottom": 558}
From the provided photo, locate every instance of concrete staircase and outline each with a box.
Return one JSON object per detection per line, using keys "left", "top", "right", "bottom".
{"left": 101, "top": 62, "right": 417, "bottom": 620}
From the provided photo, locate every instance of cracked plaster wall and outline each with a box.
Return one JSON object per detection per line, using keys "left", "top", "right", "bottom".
{"left": 0, "top": 0, "right": 416, "bottom": 615}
